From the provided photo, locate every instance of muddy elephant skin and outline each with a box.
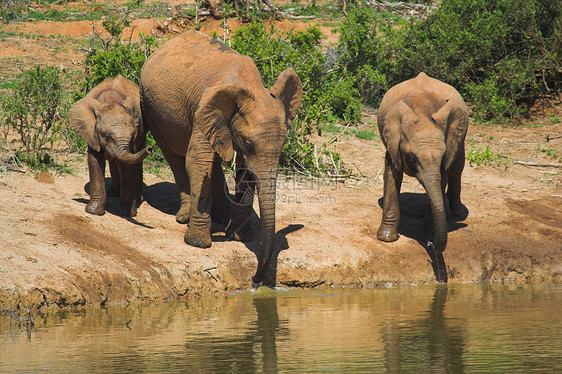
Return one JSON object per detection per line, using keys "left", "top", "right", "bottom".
{"left": 377, "top": 72, "right": 469, "bottom": 254}
{"left": 69, "top": 75, "right": 153, "bottom": 217}
{"left": 139, "top": 31, "right": 303, "bottom": 285}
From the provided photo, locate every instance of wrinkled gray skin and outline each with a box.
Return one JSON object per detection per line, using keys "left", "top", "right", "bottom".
{"left": 69, "top": 75, "right": 152, "bottom": 217}
{"left": 377, "top": 72, "right": 469, "bottom": 254}
{"left": 140, "top": 31, "right": 303, "bottom": 286}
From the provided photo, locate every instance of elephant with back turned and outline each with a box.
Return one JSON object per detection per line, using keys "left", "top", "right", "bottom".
{"left": 139, "top": 31, "right": 303, "bottom": 285}
{"left": 377, "top": 72, "right": 468, "bottom": 254}
{"left": 69, "top": 75, "right": 153, "bottom": 217}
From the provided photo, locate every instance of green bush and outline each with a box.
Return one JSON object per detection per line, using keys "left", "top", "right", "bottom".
{"left": 230, "top": 23, "right": 352, "bottom": 175}
{"left": 77, "top": 17, "right": 163, "bottom": 165}
{"left": 337, "top": 1, "right": 562, "bottom": 121}
{"left": 394, "top": 0, "right": 561, "bottom": 120}
{"left": 79, "top": 13, "right": 158, "bottom": 94}
{"left": 0, "top": 66, "right": 71, "bottom": 170}
{"left": 466, "top": 145, "right": 509, "bottom": 167}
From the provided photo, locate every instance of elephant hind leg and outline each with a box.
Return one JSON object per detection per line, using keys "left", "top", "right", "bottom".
{"left": 162, "top": 150, "right": 191, "bottom": 224}
{"left": 107, "top": 159, "right": 121, "bottom": 197}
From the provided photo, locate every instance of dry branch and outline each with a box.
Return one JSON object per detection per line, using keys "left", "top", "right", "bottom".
{"left": 513, "top": 160, "right": 562, "bottom": 168}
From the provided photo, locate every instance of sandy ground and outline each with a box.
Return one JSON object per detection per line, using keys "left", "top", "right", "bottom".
{"left": 1, "top": 120, "right": 561, "bottom": 310}
{"left": 0, "top": 2, "right": 561, "bottom": 310}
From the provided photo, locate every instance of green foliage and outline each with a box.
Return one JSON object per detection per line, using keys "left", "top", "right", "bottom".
{"left": 78, "top": 18, "right": 164, "bottom": 166}
{"left": 1, "top": 1, "right": 110, "bottom": 22}
{"left": 354, "top": 128, "right": 377, "bottom": 141}
{"left": 391, "top": 0, "right": 561, "bottom": 120}
{"left": 334, "top": 1, "right": 562, "bottom": 121}
{"left": 466, "top": 145, "right": 509, "bottom": 167}
{"left": 539, "top": 148, "right": 561, "bottom": 162}
{"left": 80, "top": 16, "right": 158, "bottom": 94}
{"left": 230, "top": 23, "right": 351, "bottom": 175}
{"left": 0, "top": 65, "right": 71, "bottom": 170}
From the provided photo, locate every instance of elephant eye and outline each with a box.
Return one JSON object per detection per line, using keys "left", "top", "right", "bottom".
{"left": 408, "top": 154, "right": 417, "bottom": 165}
{"left": 244, "top": 139, "right": 254, "bottom": 153}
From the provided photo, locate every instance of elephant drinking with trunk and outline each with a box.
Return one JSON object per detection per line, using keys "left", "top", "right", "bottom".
{"left": 377, "top": 72, "right": 468, "bottom": 254}
{"left": 139, "top": 31, "right": 303, "bottom": 286}
{"left": 69, "top": 75, "right": 153, "bottom": 217}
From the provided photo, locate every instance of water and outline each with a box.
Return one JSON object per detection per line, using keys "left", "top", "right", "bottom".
{"left": 1, "top": 283, "right": 561, "bottom": 373}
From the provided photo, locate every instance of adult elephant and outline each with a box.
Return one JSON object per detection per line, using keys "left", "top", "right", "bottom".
{"left": 140, "top": 31, "right": 303, "bottom": 285}
{"left": 69, "top": 75, "right": 153, "bottom": 217}
{"left": 377, "top": 72, "right": 468, "bottom": 254}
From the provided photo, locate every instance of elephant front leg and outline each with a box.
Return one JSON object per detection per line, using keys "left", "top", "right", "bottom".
{"left": 226, "top": 154, "right": 255, "bottom": 242}
{"left": 377, "top": 153, "right": 403, "bottom": 242}
{"left": 184, "top": 131, "right": 214, "bottom": 248}
{"left": 86, "top": 146, "right": 107, "bottom": 215}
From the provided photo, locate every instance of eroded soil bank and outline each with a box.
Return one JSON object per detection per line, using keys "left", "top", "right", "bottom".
{"left": 1, "top": 121, "right": 561, "bottom": 310}
{"left": 0, "top": 1, "right": 560, "bottom": 309}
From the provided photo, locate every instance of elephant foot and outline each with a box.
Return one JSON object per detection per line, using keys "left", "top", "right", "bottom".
{"left": 184, "top": 225, "right": 212, "bottom": 248}
{"left": 118, "top": 202, "right": 137, "bottom": 217}
{"left": 86, "top": 200, "right": 105, "bottom": 216}
{"left": 449, "top": 200, "right": 468, "bottom": 221}
{"left": 225, "top": 220, "right": 252, "bottom": 242}
{"left": 377, "top": 223, "right": 399, "bottom": 242}
{"left": 176, "top": 205, "right": 190, "bottom": 224}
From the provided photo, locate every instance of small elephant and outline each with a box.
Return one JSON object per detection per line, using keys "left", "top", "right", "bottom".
{"left": 69, "top": 75, "right": 153, "bottom": 217}
{"left": 140, "top": 31, "right": 303, "bottom": 285}
{"left": 377, "top": 72, "right": 469, "bottom": 253}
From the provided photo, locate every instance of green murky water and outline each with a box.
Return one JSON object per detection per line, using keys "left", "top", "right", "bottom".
{"left": 1, "top": 283, "right": 561, "bottom": 373}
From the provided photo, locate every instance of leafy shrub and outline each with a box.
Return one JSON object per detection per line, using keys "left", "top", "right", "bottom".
{"left": 391, "top": 0, "right": 561, "bottom": 120}
{"left": 230, "top": 23, "right": 352, "bottom": 175}
{"left": 77, "top": 16, "right": 163, "bottom": 165}
{"left": 336, "top": 1, "right": 561, "bottom": 121}
{"left": 0, "top": 66, "right": 71, "bottom": 170}
{"left": 79, "top": 14, "right": 158, "bottom": 94}
{"left": 466, "top": 145, "right": 509, "bottom": 167}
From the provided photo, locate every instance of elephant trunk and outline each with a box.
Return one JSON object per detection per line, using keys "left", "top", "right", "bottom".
{"left": 111, "top": 146, "right": 153, "bottom": 165}
{"left": 421, "top": 173, "right": 448, "bottom": 254}
{"left": 252, "top": 167, "right": 278, "bottom": 286}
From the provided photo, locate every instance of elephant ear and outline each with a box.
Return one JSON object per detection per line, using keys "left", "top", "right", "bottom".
{"left": 68, "top": 96, "right": 108, "bottom": 152}
{"left": 269, "top": 68, "right": 303, "bottom": 126}
{"left": 120, "top": 96, "right": 137, "bottom": 116}
{"left": 431, "top": 96, "right": 468, "bottom": 170}
{"left": 381, "top": 100, "right": 418, "bottom": 170}
{"left": 194, "top": 85, "right": 254, "bottom": 162}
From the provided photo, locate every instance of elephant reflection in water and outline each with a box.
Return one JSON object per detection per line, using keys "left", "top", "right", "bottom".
{"left": 183, "top": 296, "right": 283, "bottom": 372}
{"left": 383, "top": 286, "right": 465, "bottom": 373}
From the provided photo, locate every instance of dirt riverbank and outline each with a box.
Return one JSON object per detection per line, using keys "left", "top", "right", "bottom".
{"left": 0, "top": 1, "right": 560, "bottom": 310}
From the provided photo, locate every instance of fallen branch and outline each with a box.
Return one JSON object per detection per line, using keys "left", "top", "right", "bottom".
{"left": 282, "top": 14, "right": 316, "bottom": 20}
{"left": 513, "top": 160, "right": 562, "bottom": 168}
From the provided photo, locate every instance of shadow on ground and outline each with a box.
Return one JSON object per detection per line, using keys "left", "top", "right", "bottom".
{"left": 377, "top": 192, "right": 469, "bottom": 283}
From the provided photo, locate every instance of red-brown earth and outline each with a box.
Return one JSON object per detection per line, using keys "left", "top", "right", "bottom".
{"left": 0, "top": 1, "right": 560, "bottom": 310}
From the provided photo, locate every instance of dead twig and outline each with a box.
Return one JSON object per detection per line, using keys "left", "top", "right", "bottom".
{"left": 513, "top": 160, "right": 562, "bottom": 168}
